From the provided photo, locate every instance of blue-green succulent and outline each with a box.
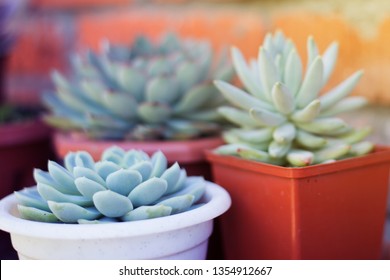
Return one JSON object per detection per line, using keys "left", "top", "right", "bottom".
{"left": 43, "top": 33, "right": 234, "bottom": 140}
{"left": 213, "top": 31, "right": 373, "bottom": 167}
{"left": 15, "top": 146, "right": 206, "bottom": 224}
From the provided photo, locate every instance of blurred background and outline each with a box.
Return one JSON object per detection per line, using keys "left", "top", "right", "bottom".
{"left": 1, "top": 0, "right": 390, "bottom": 259}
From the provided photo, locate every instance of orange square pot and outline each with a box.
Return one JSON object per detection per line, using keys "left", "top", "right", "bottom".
{"left": 206, "top": 147, "right": 390, "bottom": 260}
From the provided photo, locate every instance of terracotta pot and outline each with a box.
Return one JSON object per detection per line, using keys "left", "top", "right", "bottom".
{"left": 54, "top": 132, "right": 224, "bottom": 180}
{"left": 206, "top": 146, "right": 390, "bottom": 260}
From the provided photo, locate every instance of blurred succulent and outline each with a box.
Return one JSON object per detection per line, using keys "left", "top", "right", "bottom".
{"left": 213, "top": 31, "right": 373, "bottom": 167}
{"left": 43, "top": 33, "right": 234, "bottom": 140}
{"left": 15, "top": 146, "right": 207, "bottom": 224}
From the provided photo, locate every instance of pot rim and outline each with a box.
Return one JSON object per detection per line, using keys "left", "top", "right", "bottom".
{"left": 206, "top": 145, "right": 390, "bottom": 178}
{"left": 54, "top": 132, "right": 224, "bottom": 163}
{"left": 0, "top": 181, "right": 231, "bottom": 239}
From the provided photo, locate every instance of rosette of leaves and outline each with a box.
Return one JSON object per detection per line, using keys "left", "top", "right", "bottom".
{"left": 15, "top": 146, "right": 206, "bottom": 224}
{"left": 42, "top": 33, "right": 234, "bottom": 140}
{"left": 213, "top": 31, "right": 373, "bottom": 167}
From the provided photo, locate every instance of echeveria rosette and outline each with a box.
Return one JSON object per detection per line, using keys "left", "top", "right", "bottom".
{"left": 15, "top": 146, "right": 206, "bottom": 224}
{"left": 213, "top": 31, "right": 373, "bottom": 167}
{"left": 42, "top": 33, "right": 234, "bottom": 141}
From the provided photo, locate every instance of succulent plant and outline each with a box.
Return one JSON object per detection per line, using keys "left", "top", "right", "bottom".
{"left": 43, "top": 33, "right": 234, "bottom": 140}
{"left": 213, "top": 31, "right": 373, "bottom": 167}
{"left": 15, "top": 146, "right": 207, "bottom": 224}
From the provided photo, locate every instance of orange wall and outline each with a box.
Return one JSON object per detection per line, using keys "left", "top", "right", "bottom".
{"left": 5, "top": 0, "right": 390, "bottom": 105}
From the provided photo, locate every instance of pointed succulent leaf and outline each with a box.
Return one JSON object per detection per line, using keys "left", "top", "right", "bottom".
{"left": 218, "top": 106, "right": 260, "bottom": 128}
{"left": 129, "top": 161, "right": 153, "bottom": 181}
{"left": 174, "top": 84, "right": 216, "bottom": 114}
{"left": 105, "top": 169, "right": 142, "bottom": 196}
{"left": 214, "top": 80, "right": 274, "bottom": 111}
{"left": 313, "top": 143, "right": 351, "bottom": 164}
{"left": 150, "top": 150, "right": 168, "bottom": 177}
{"left": 322, "top": 41, "right": 339, "bottom": 86}
{"left": 73, "top": 166, "right": 106, "bottom": 187}
{"left": 176, "top": 61, "right": 201, "bottom": 91}
{"left": 15, "top": 188, "right": 51, "bottom": 212}
{"left": 249, "top": 107, "right": 286, "bottom": 127}
{"left": 157, "top": 194, "right": 195, "bottom": 214}
{"left": 33, "top": 169, "right": 56, "bottom": 188}
{"left": 307, "top": 36, "right": 319, "bottom": 67}
{"left": 296, "top": 56, "right": 324, "bottom": 108}
{"left": 64, "top": 152, "right": 77, "bottom": 173}
{"left": 287, "top": 150, "right": 314, "bottom": 167}
{"left": 160, "top": 162, "right": 181, "bottom": 194}
{"left": 258, "top": 47, "right": 280, "bottom": 101}
{"left": 273, "top": 122, "right": 296, "bottom": 144}
{"left": 167, "top": 169, "right": 187, "bottom": 194}
{"left": 269, "top": 140, "right": 291, "bottom": 158}
{"left": 116, "top": 66, "right": 146, "bottom": 101}
{"left": 37, "top": 183, "right": 93, "bottom": 207}
{"left": 338, "top": 127, "right": 372, "bottom": 144}
{"left": 319, "top": 96, "right": 367, "bottom": 117}
{"left": 233, "top": 128, "right": 273, "bottom": 144}
{"left": 296, "top": 130, "right": 327, "bottom": 149}
{"left": 102, "top": 91, "right": 138, "bottom": 119}
{"left": 48, "top": 160, "right": 79, "bottom": 195}
{"left": 74, "top": 151, "right": 95, "bottom": 170}
{"left": 231, "top": 46, "right": 265, "bottom": 100}
{"left": 296, "top": 117, "right": 348, "bottom": 135}
{"left": 121, "top": 205, "right": 172, "bottom": 222}
{"left": 17, "top": 205, "right": 60, "bottom": 223}
{"left": 93, "top": 190, "right": 133, "bottom": 218}
{"left": 146, "top": 76, "right": 180, "bottom": 105}
{"left": 147, "top": 58, "right": 172, "bottom": 76}
{"left": 291, "top": 99, "right": 321, "bottom": 123}
{"left": 236, "top": 146, "right": 273, "bottom": 163}
{"left": 48, "top": 201, "right": 101, "bottom": 223}
{"left": 138, "top": 102, "right": 171, "bottom": 124}
{"left": 74, "top": 177, "right": 107, "bottom": 200}
{"left": 271, "top": 82, "right": 295, "bottom": 115}
{"left": 319, "top": 70, "right": 364, "bottom": 111}
{"left": 284, "top": 49, "right": 302, "bottom": 96}
{"left": 128, "top": 177, "right": 168, "bottom": 207}
{"left": 95, "top": 161, "right": 121, "bottom": 180}
{"left": 349, "top": 141, "right": 374, "bottom": 156}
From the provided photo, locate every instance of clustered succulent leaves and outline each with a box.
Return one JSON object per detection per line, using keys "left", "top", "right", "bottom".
{"left": 43, "top": 33, "right": 234, "bottom": 140}
{"left": 214, "top": 31, "right": 373, "bottom": 167}
{"left": 15, "top": 146, "right": 206, "bottom": 224}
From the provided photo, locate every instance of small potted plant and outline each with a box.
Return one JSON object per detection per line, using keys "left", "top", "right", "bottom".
{"left": 0, "top": 146, "right": 231, "bottom": 259}
{"left": 43, "top": 33, "right": 234, "bottom": 180}
{"left": 206, "top": 30, "right": 390, "bottom": 259}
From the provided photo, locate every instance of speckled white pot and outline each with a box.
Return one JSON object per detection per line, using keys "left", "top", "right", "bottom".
{"left": 0, "top": 181, "right": 231, "bottom": 260}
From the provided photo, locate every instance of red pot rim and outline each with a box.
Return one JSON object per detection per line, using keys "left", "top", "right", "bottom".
{"left": 0, "top": 119, "right": 52, "bottom": 147}
{"left": 205, "top": 145, "right": 390, "bottom": 178}
{"left": 54, "top": 132, "right": 224, "bottom": 163}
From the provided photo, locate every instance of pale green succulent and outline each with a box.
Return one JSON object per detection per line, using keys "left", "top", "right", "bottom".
{"left": 42, "top": 33, "right": 233, "bottom": 140}
{"left": 213, "top": 31, "right": 373, "bottom": 167}
{"left": 15, "top": 146, "right": 207, "bottom": 223}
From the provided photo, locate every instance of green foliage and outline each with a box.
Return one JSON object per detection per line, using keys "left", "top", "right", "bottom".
{"left": 16, "top": 146, "right": 206, "bottom": 224}
{"left": 43, "top": 33, "right": 234, "bottom": 140}
{"left": 213, "top": 31, "right": 373, "bottom": 167}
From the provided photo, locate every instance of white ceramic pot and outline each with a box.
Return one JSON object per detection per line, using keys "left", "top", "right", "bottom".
{"left": 0, "top": 181, "right": 231, "bottom": 260}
